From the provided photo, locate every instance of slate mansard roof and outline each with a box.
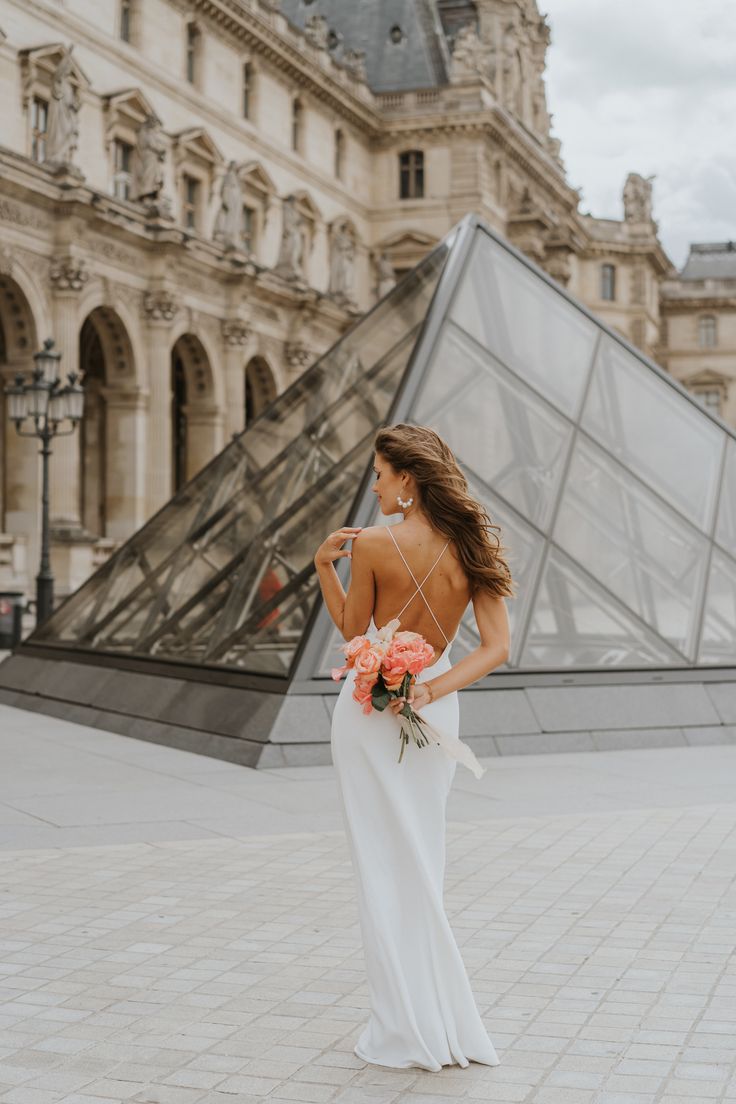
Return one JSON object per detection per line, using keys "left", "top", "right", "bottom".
{"left": 680, "top": 241, "right": 736, "bottom": 282}
{"left": 280, "top": 0, "right": 452, "bottom": 92}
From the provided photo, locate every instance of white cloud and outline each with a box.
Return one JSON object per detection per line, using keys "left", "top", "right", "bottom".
{"left": 541, "top": 0, "right": 736, "bottom": 267}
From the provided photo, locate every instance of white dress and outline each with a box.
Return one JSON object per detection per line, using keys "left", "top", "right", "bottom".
{"left": 330, "top": 529, "right": 501, "bottom": 1072}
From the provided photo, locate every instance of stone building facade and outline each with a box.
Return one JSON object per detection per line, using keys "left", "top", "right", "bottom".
{"left": 0, "top": 0, "right": 731, "bottom": 602}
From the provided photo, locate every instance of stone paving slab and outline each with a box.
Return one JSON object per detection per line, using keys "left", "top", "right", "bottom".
{"left": 0, "top": 704, "right": 735, "bottom": 1103}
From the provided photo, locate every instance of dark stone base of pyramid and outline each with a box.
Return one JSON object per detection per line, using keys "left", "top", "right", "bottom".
{"left": 1, "top": 651, "right": 735, "bottom": 767}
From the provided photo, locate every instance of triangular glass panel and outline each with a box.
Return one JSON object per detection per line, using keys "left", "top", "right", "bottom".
{"left": 698, "top": 547, "right": 736, "bottom": 664}
{"left": 520, "top": 546, "right": 686, "bottom": 669}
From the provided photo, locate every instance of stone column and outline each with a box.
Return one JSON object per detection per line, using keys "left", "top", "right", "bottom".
{"left": 183, "top": 403, "right": 225, "bottom": 481}
{"left": 101, "top": 386, "right": 149, "bottom": 540}
{"left": 142, "top": 290, "right": 178, "bottom": 515}
{"left": 48, "top": 255, "right": 88, "bottom": 531}
{"left": 221, "top": 319, "right": 250, "bottom": 438}
{"left": 0, "top": 358, "right": 39, "bottom": 590}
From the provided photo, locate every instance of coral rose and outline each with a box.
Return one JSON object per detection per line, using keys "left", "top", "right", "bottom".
{"left": 383, "top": 635, "right": 435, "bottom": 677}
{"left": 352, "top": 673, "right": 377, "bottom": 714}
{"left": 353, "top": 645, "right": 384, "bottom": 677}
{"left": 343, "top": 635, "right": 371, "bottom": 665}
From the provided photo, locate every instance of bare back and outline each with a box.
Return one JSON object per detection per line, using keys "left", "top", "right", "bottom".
{"left": 370, "top": 523, "right": 472, "bottom": 661}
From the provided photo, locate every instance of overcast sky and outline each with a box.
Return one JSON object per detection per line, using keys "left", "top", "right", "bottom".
{"left": 539, "top": 0, "right": 736, "bottom": 269}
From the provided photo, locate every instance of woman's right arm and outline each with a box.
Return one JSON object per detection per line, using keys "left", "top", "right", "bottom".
{"left": 424, "top": 588, "right": 511, "bottom": 700}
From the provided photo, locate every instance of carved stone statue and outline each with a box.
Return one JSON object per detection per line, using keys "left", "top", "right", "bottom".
{"left": 213, "top": 161, "right": 243, "bottom": 250}
{"left": 450, "top": 23, "right": 485, "bottom": 80}
{"left": 623, "top": 173, "right": 654, "bottom": 222}
{"left": 45, "top": 47, "right": 80, "bottom": 167}
{"left": 304, "top": 13, "right": 328, "bottom": 50}
{"left": 132, "top": 115, "right": 166, "bottom": 201}
{"left": 501, "top": 20, "right": 523, "bottom": 116}
{"left": 342, "top": 48, "right": 367, "bottom": 82}
{"left": 329, "top": 223, "right": 355, "bottom": 301}
{"left": 374, "top": 252, "right": 396, "bottom": 299}
{"left": 275, "top": 195, "right": 304, "bottom": 280}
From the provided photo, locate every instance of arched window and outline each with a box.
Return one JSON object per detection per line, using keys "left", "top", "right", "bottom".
{"left": 399, "top": 150, "right": 424, "bottom": 199}
{"left": 334, "top": 128, "right": 344, "bottom": 180}
{"left": 291, "top": 98, "right": 302, "bottom": 153}
{"left": 698, "top": 314, "right": 717, "bottom": 348}
{"left": 600, "top": 262, "right": 616, "bottom": 301}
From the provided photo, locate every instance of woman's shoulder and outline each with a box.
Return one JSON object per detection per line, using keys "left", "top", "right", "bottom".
{"left": 352, "top": 525, "right": 393, "bottom": 551}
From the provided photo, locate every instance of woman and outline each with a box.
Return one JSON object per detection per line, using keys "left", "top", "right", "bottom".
{"left": 314, "top": 423, "right": 515, "bottom": 1072}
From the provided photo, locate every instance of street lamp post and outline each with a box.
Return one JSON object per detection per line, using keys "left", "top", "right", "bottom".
{"left": 4, "top": 338, "right": 85, "bottom": 626}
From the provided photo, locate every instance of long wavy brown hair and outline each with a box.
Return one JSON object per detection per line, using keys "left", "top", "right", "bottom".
{"left": 373, "top": 424, "right": 516, "bottom": 599}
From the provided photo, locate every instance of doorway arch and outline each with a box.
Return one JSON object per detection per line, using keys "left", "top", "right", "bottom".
{"left": 245, "top": 355, "right": 277, "bottom": 425}
{"left": 170, "top": 333, "right": 217, "bottom": 491}
{"left": 78, "top": 305, "right": 137, "bottom": 538}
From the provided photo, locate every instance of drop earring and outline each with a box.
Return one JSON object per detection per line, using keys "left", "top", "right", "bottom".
{"left": 396, "top": 493, "right": 414, "bottom": 510}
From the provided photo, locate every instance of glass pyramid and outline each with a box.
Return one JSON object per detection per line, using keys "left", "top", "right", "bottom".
{"left": 29, "top": 216, "right": 736, "bottom": 683}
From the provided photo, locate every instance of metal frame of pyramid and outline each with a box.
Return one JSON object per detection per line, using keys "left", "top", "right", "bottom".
{"left": 1, "top": 214, "right": 734, "bottom": 768}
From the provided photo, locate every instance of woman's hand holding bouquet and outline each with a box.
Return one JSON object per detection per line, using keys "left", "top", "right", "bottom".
{"left": 331, "top": 617, "right": 486, "bottom": 777}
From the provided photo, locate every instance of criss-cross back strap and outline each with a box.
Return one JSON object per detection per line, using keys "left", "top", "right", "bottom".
{"left": 387, "top": 527, "right": 451, "bottom": 645}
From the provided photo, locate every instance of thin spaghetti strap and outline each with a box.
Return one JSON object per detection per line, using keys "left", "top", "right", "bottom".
{"left": 387, "top": 528, "right": 451, "bottom": 645}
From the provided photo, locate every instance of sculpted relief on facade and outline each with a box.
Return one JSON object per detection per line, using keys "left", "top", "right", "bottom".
{"left": 46, "top": 47, "right": 81, "bottom": 171}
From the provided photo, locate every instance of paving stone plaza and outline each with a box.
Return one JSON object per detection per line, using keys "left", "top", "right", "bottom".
{"left": 1, "top": 702, "right": 735, "bottom": 1104}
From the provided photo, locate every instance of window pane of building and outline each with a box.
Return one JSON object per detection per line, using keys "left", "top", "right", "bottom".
{"left": 183, "top": 175, "right": 199, "bottom": 228}
{"left": 113, "top": 139, "right": 133, "bottom": 200}
{"left": 600, "top": 263, "right": 615, "bottom": 301}
{"left": 698, "top": 315, "right": 717, "bottom": 348}
{"left": 242, "top": 62, "right": 251, "bottom": 118}
{"left": 120, "top": 0, "right": 131, "bottom": 41}
{"left": 31, "top": 97, "right": 48, "bottom": 162}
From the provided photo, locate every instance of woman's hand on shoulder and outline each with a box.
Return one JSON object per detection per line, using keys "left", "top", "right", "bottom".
{"left": 314, "top": 527, "right": 363, "bottom": 567}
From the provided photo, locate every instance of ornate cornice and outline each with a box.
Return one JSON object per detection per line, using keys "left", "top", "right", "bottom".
{"left": 191, "top": 0, "right": 381, "bottom": 136}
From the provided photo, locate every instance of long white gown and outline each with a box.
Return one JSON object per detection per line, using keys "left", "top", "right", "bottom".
{"left": 330, "top": 533, "right": 501, "bottom": 1072}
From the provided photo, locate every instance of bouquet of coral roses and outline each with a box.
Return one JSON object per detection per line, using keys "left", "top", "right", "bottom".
{"left": 332, "top": 617, "right": 486, "bottom": 777}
